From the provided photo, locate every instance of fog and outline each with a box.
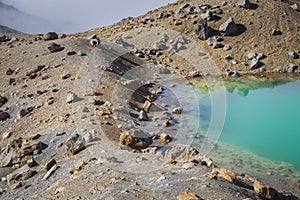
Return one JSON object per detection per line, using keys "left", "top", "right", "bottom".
{"left": 0, "top": 0, "right": 174, "bottom": 34}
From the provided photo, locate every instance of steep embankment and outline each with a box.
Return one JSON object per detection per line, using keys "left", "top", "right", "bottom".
{"left": 73, "top": 0, "right": 300, "bottom": 75}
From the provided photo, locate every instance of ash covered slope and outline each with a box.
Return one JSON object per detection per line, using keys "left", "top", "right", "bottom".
{"left": 75, "top": 0, "right": 300, "bottom": 75}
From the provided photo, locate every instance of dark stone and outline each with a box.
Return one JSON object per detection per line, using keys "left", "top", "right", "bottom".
{"left": 0, "top": 110, "right": 10, "bottom": 121}
{"left": 157, "top": 12, "right": 170, "bottom": 19}
{"left": 207, "top": 37, "right": 214, "bottom": 46}
{"left": 256, "top": 53, "right": 266, "bottom": 60}
{"left": 226, "top": 69, "right": 234, "bottom": 76}
{"left": 195, "top": 20, "right": 211, "bottom": 40}
{"left": 288, "top": 64, "right": 298, "bottom": 72}
{"left": 271, "top": 29, "right": 282, "bottom": 36}
{"left": 19, "top": 107, "right": 34, "bottom": 118}
{"left": 0, "top": 35, "right": 10, "bottom": 42}
{"left": 9, "top": 78, "right": 16, "bottom": 85}
{"left": 6, "top": 68, "right": 14, "bottom": 75}
{"left": 219, "top": 17, "right": 238, "bottom": 36}
{"left": 43, "top": 32, "right": 58, "bottom": 41}
{"left": 250, "top": 58, "right": 264, "bottom": 70}
{"left": 26, "top": 65, "right": 45, "bottom": 77}
{"left": 67, "top": 51, "right": 77, "bottom": 56}
{"left": 48, "top": 43, "right": 64, "bottom": 53}
{"left": 239, "top": 0, "right": 251, "bottom": 9}
{"left": 0, "top": 96, "right": 8, "bottom": 107}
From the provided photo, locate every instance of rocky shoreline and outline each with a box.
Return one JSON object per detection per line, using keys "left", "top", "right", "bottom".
{"left": 1, "top": 0, "right": 300, "bottom": 199}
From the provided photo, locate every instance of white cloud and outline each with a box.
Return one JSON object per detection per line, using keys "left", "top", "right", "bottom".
{"left": 0, "top": 0, "right": 174, "bottom": 33}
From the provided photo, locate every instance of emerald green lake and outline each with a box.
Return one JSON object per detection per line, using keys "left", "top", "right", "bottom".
{"left": 221, "top": 80, "right": 300, "bottom": 170}
{"left": 193, "top": 76, "right": 300, "bottom": 181}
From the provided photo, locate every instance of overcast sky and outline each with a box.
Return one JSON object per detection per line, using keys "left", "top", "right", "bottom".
{"left": 1, "top": 0, "right": 174, "bottom": 33}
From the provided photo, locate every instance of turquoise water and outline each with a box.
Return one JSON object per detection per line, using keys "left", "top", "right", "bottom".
{"left": 196, "top": 78, "right": 300, "bottom": 171}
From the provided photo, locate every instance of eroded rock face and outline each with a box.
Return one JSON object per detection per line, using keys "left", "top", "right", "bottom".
{"left": 65, "top": 133, "right": 86, "bottom": 156}
{"left": 120, "top": 132, "right": 153, "bottom": 150}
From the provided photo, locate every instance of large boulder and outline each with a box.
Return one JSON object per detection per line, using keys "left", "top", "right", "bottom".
{"left": 195, "top": 20, "right": 210, "bottom": 40}
{"left": 19, "top": 106, "right": 34, "bottom": 118}
{"left": 219, "top": 17, "right": 238, "bottom": 36}
{"left": 65, "top": 133, "right": 86, "bottom": 156}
